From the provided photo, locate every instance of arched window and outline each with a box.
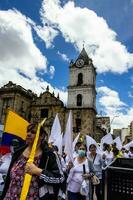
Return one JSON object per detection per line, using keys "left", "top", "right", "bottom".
{"left": 77, "top": 73, "right": 83, "bottom": 85}
{"left": 77, "top": 94, "right": 82, "bottom": 106}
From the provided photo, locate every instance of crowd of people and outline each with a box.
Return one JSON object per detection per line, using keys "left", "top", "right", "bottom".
{"left": 0, "top": 123, "right": 133, "bottom": 200}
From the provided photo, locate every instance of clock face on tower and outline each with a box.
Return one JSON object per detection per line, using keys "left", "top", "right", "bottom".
{"left": 76, "top": 59, "right": 84, "bottom": 68}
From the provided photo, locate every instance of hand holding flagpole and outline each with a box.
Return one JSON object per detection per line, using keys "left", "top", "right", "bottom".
{"left": 20, "top": 118, "right": 46, "bottom": 200}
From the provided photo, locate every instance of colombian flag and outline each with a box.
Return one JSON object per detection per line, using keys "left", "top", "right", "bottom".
{"left": 1, "top": 110, "right": 29, "bottom": 146}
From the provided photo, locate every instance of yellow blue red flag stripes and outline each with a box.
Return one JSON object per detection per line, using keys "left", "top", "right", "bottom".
{"left": 20, "top": 118, "right": 46, "bottom": 200}
{"left": 4, "top": 109, "right": 29, "bottom": 140}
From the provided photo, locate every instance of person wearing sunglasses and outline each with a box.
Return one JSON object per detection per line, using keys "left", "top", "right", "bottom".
{"left": 1, "top": 123, "right": 64, "bottom": 200}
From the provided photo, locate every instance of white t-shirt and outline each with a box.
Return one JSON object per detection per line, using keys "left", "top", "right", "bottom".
{"left": 73, "top": 151, "right": 78, "bottom": 159}
{"left": 67, "top": 158, "right": 89, "bottom": 193}
{"left": 103, "top": 150, "right": 113, "bottom": 166}
{"left": 122, "top": 152, "right": 129, "bottom": 158}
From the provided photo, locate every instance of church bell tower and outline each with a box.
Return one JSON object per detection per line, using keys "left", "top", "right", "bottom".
{"left": 67, "top": 47, "right": 97, "bottom": 137}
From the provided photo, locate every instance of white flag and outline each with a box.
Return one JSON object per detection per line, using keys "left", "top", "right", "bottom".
{"left": 48, "top": 113, "right": 61, "bottom": 143}
{"left": 124, "top": 140, "right": 133, "bottom": 150}
{"left": 64, "top": 110, "right": 73, "bottom": 162}
{"left": 86, "top": 135, "right": 102, "bottom": 154}
{"left": 100, "top": 133, "right": 113, "bottom": 150}
{"left": 86, "top": 135, "right": 97, "bottom": 149}
{"left": 114, "top": 137, "right": 122, "bottom": 150}
{"left": 73, "top": 132, "right": 80, "bottom": 151}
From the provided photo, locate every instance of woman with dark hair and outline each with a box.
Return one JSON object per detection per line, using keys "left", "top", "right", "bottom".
{"left": 1, "top": 123, "right": 64, "bottom": 200}
{"left": 67, "top": 143, "right": 94, "bottom": 200}
{"left": 88, "top": 144, "right": 104, "bottom": 200}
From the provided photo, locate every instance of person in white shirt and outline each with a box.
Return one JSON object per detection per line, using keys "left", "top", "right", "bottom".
{"left": 121, "top": 148, "right": 129, "bottom": 158}
{"left": 102, "top": 144, "right": 113, "bottom": 166}
{"left": 67, "top": 143, "right": 94, "bottom": 200}
{"left": 88, "top": 144, "right": 104, "bottom": 200}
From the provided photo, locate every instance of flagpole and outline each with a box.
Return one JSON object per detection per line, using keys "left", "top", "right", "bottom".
{"left": 20, "top": 118, "right": 46, "bottom": 200}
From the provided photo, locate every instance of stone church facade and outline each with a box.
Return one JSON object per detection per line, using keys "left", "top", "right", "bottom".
{"left": 0, "top": 48, "right": 101, "bottom": 140}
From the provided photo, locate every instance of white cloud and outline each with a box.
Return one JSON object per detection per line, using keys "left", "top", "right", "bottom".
{"left": 97, "top": 86, "right": 126, "bottom": 109}
{"left": 0, "top": 9, "right": 67, "bottom": 104}
{"left": 57, "top": 51, "right": 70, "bottom": 62}
{"left": 0, "top": 9, "right": 47, "bottom": 78}
{"left": 35, "top": 25, "right": 58, "bottom": 48}
{"left": 99, "top": 79, "right": 104, "bottom": 84}
{"left": 128, "top": 91, "right": 133, "bottom": 98}
{"left": 97, "top": 86, "right": 133, "bottom": 130}
{"left": 111, "top": 109, "right": 133, "bottom": 130}
{"left": 40, "top": 0, "right": 133, "bottom": 74}
{"left": 49, "top": 65, "right": 55, "bottom": 79}
{"left": 0, "top": 68, "right": 68, "bottom": 104}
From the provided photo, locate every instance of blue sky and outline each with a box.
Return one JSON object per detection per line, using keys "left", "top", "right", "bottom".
{"left": 0, "top": 0, "right": 133, "bottom": 130}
